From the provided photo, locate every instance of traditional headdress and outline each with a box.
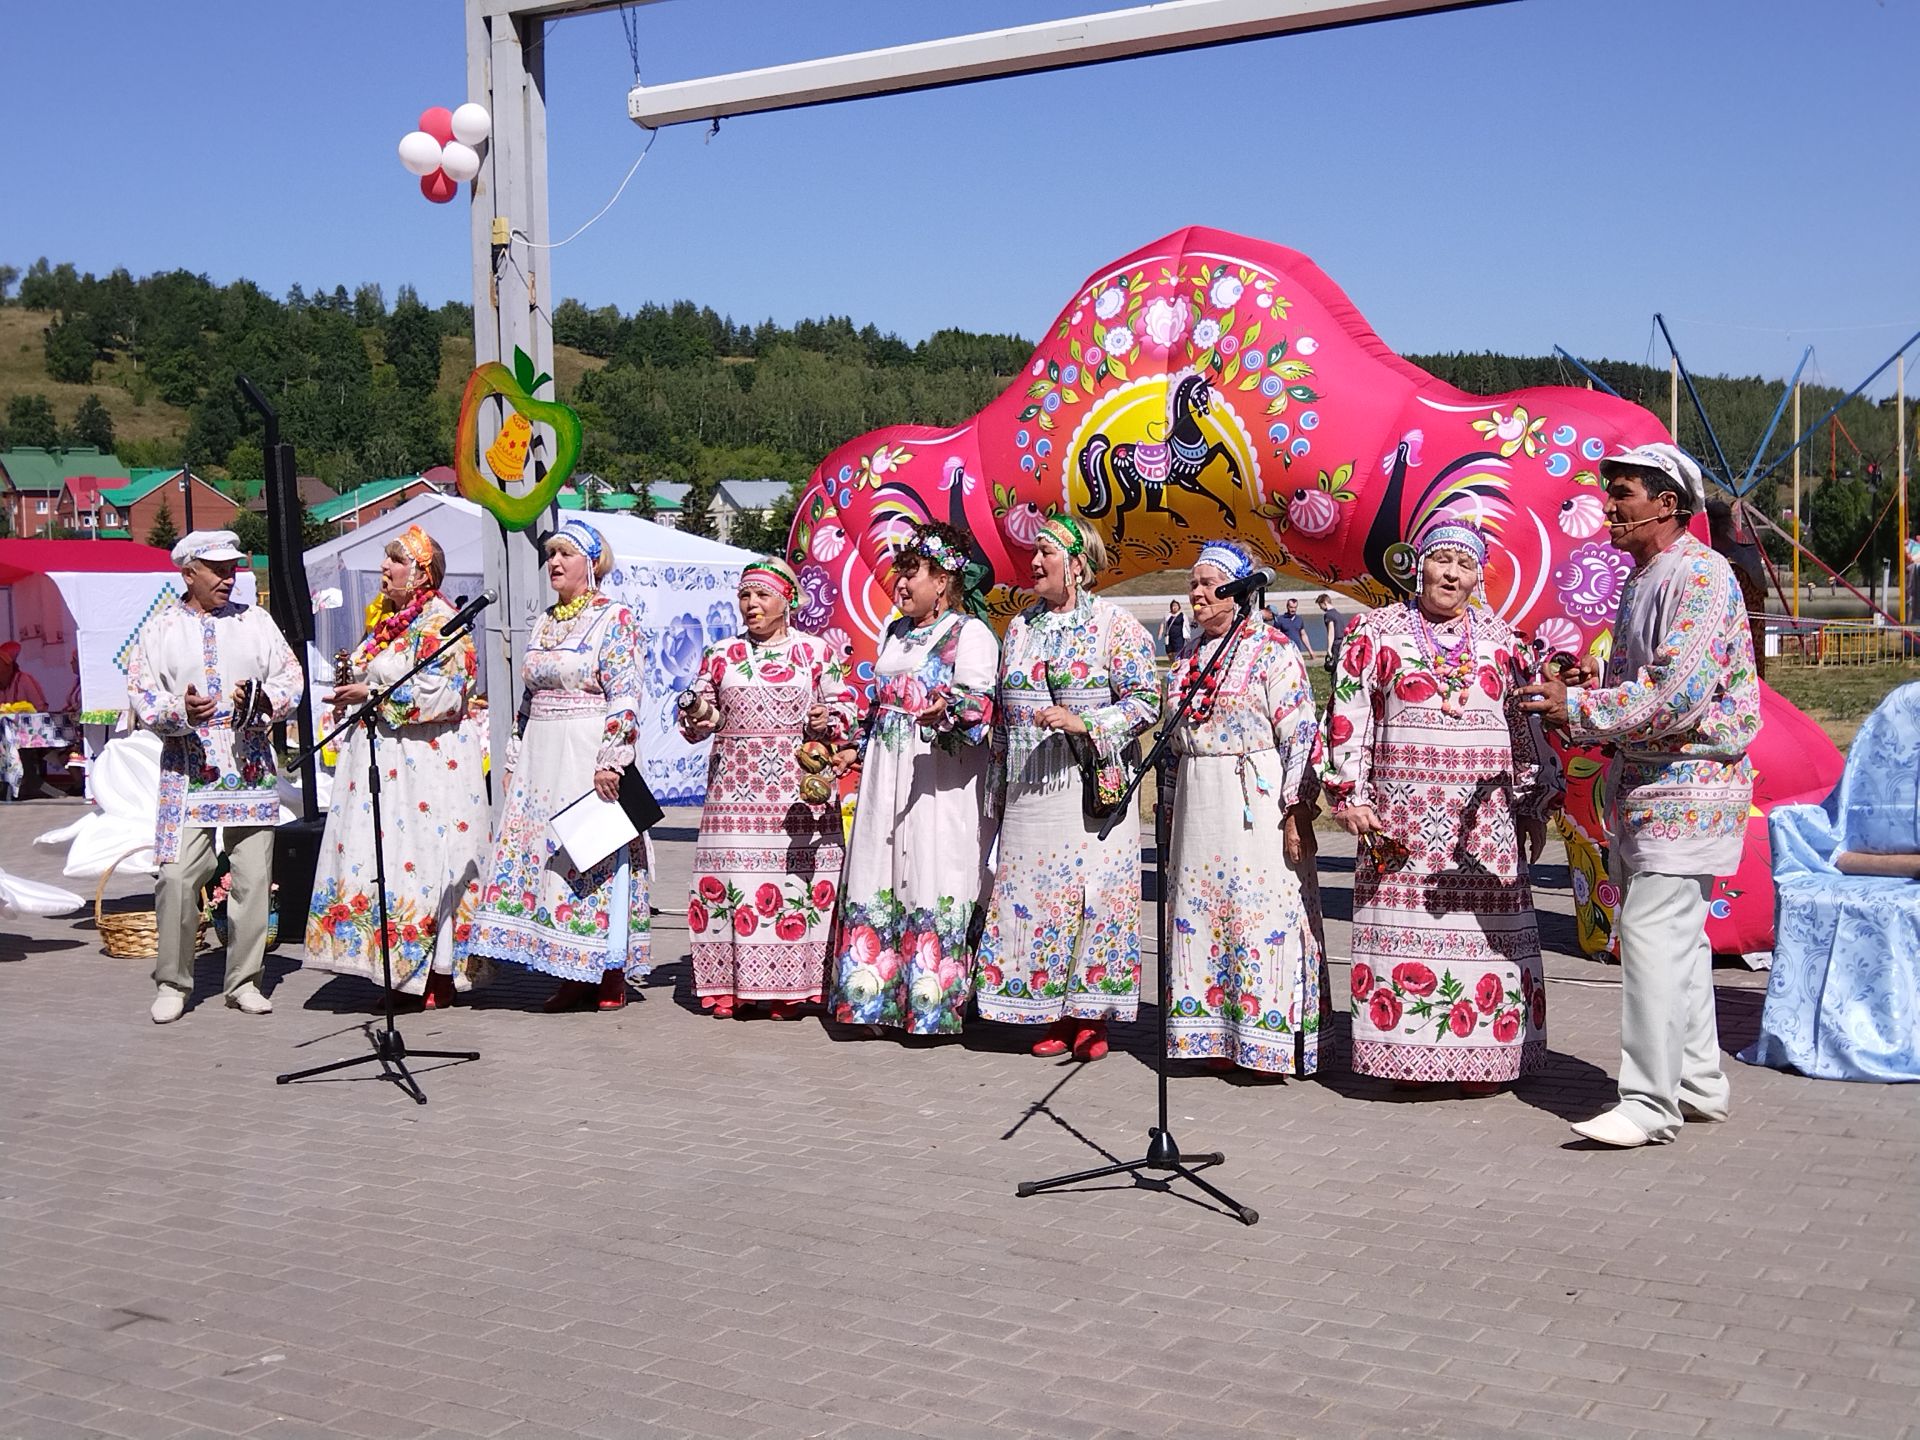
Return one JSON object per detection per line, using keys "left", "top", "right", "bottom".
{"left": 1036, "top": 512, "right": 1086, "bottom": 556}
{"left": 902, "top": 525, "right": 991, "bottom": 618}
{"left": 397, "top": 524, "right": 435, "bottom": 574}
{"left": 1194, "top": 540, "right": 1255, "bottom": 580}
{"left": 548, "top": 518, "right": 606, "bottom": 563}
{"left": 1415, "top": 523, "right": 1489, "bottom": 566}
{"left": 740, "top": 555, "right": 798, "bottom": 604}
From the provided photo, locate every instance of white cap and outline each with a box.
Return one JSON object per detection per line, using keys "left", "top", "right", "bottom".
{"left": 1599, "top": 442, "right": 1705, "bottom": 513}
{"left": 172, "top": 529, "right": 246, "bottom": 568}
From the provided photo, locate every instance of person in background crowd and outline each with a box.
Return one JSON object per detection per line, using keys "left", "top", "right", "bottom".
{"left": 127, "top": 530, "right": 302, "bottom": 1024}
{"left": 1522, "top": 444, "right": 1759, "bottom": 1149}
{"left": 1163, "top": 540, "right": 1328, "bottom": 1076}
{"left": 679, "top": 556, "right": 854, "bottom": 1021}
{"left": 1159, "top": 600, "right": 1187, "bottom": 658}
{"left": 1706, "top": 498, "right": 1768, "bottom": 679}
{"left": 1273, "top": 596, "right": 1313, "bottom": 656}
{"left": 471, "top": 520, "right": 651, "bottom": 1013}
{"left": 1315, "top": 594, "right": 1341, "bottom": 660}
{"left": 1322, "top": 523, "right": 1562, "bottom": 1095}
{"left": 306, "top": 526, "right": 491, "bottom": 1009}
{"left": 975, "top": 514, "right": 1159, "bottom": 1063}
{"left": 0, "top": 642, "right": 48, "bottom": 709}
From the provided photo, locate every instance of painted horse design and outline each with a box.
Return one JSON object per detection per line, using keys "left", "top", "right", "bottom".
{"left": 1076, "top": 373, "right": 1242, "bottom": 540}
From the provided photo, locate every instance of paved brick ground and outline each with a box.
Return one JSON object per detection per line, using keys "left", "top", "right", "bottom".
{"left": 1, "top": 796, "right": 1914, "bottom": 1440}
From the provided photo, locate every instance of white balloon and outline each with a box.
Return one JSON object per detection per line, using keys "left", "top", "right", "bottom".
{"left": 439, "top": 141, "right": 482, "bottom": 183}
{"left": 397, "top": 130, "right": 443, "bottom": 177}
{"left": 450, "top": 102, "right": 492, "bottom": 146}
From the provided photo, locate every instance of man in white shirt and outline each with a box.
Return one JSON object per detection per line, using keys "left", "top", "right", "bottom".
{"left": 127, "top": 531, "right": 303, "bottom": 1024}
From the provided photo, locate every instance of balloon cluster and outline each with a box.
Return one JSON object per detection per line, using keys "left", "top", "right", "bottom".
{"left": 397, "top": 104, "right": 492, "bottom": 204}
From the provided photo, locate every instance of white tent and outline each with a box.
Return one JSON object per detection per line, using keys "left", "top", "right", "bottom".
{"left": 303, "top": 494, "right": 757, "bottom": 804}
{"left": 0, "top": 544, "right": 256, "bottom": 721}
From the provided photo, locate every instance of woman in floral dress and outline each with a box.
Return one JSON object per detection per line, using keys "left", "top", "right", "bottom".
{"left": 829, "top": 522, "right": 997, "bottom": 1037}
{"left": 471, "top": 520, "right": 650, "bottom": 1013}
{"left": 679, "top": 557, "right": 855, "bottom": 1020}
{"left": 1320, "top": 523, "right": 1563, "bottom": 1092}
{"left": 306, "top": 526, "right": 490, "bottom": 1007}
{"left": 1164, "top": 541, "right": 1328, "bottom": 1075}
{"left": 975, "top": 514, "right": 1159, "bottom": 1063}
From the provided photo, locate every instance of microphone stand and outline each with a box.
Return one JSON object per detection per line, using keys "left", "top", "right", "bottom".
{"left": 1016, "top": 590, "right": 1262, "bottom": 1225}
{"left": 276, "top": 603, "right": 490, "bottom": 1104}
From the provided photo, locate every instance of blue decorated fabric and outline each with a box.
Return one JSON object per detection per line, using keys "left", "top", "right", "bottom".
{"left": 1739, "top": 681, "right": 1920, "bottom": 1082}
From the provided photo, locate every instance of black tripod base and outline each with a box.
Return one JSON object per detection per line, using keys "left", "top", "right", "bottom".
{"left": 276, "top": 1026, "right": 479, "bottom": 1106}
{"left": 1016, "top": 1128, "right": 1259, "bottom": 1225}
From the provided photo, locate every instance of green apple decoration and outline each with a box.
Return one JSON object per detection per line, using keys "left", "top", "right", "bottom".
{"left": 455, "top": 346, "right": 583, "bottom": 531}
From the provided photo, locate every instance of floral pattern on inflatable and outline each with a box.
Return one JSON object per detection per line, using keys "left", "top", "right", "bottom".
{"left": 784, "top": 226, "right": 1841, "bottom": 955}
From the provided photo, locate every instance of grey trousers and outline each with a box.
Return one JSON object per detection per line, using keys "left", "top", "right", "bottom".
{"left": 153, "top": 826, "right": 276, "bottom": 996}
{"left": 1611, "top": 857, "right": 1732, "bottom": 1142}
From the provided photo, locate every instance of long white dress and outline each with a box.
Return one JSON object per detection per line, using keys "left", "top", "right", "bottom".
{"left": 471, "top": 598, "right": 651, "bottom": 984}
{"left": 975, "top": 594, "right": 1159, "bottom": 1025}
{"left": 828, "top": 611, "right": 997, "bottom": 1034}
{"left": 304, "top": 594, "right": 492, "bottom": 994}
{"left": 1165, "top": 623, "right": 1328, "bottom": 1074}
{"left": 685, "top": 630, "right": 854, "bottom": 1004}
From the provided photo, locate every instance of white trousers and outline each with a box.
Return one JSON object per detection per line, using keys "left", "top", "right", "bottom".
{"left": 1611, "top": 857, "right": 1731, "bottom": 1141}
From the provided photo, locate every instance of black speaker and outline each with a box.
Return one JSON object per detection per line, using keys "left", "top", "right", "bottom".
{"left": 263, "top": 442, "right": 313, "bottom": 647}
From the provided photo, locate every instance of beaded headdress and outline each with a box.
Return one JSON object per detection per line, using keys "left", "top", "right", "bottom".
{"left": 548, "top": 519, "right": 606, "bottom": 563}
{"left": 740, "top": 556, "right": 798, "bottom": 604}
{"left": 1415, "top": 523, "right": 1488, "bottom": 566}
{"left": 1194, "top": 540, "right": 1254, "bottom": 580}
{"left": 397, "top": 525, "right": 434, "bottom": 574}
{"left": 1036, "top": 512, "right": 1085, "bottom": 556}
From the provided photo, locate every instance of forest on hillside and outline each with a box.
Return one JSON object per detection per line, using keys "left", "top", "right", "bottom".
{"left": 0, "top": 256, "right": 1912, "bottom": 578}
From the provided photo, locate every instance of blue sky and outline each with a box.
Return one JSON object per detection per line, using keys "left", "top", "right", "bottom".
{"left": 4, "top": 0, "right": 1916, "bottom": 397}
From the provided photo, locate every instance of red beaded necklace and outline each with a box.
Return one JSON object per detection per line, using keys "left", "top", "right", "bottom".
{"left": 1175, "top": 632, "right": 1236, "bottom": 726}
{"left": 354, "top": 588, "right": 439, "bottom": 667}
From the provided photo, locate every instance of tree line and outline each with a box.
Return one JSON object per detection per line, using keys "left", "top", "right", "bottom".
{"left": 0, "top": 258, "right": 1911, "bottom": 580}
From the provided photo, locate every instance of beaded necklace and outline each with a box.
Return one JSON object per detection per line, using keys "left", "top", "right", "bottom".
{"left": 538, "top": 592, "right": 601, "bottom": 648}
{"left": 1174, "top": 630, "right": 1236, "bottom": 727}
{"left": 354, "top": 588, "right": 439, "bottom": 668}
{"left": 1411, "top": 602, "right": 1478, "bottom": 717}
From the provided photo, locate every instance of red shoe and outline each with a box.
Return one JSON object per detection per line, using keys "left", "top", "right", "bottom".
{"left": 1072, "top": 1020, "right": 1109, "bottom": 1063}
{"left": 769, "top": 1000, "right": 806, "bottom": 1021}
{"left": 542, "top": 980, "right": 595, "bottom": 1013}
{"left": 1031, "top": 1019, "right": 1074, "bottom": 1057}
{"left": 1458, "top": 1080, "right": 1505, "bottom": 1097}
{"left": 1205, "top": 1057, "right": 1236, "bottom": 1072}
{"left": 708, "top": 996, "right": 736, "bottom": 1019}
{"left": 596, "top": 970, "right": 629, "bottom": 1011}
{"left": 421, "top": 973, "right": 456, "bottom": 1010}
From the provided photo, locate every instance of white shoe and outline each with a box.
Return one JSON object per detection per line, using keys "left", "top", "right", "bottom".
{"left": 1570, "top": 1109, "right": 1652, "bottom": 1148}
{"left": 225, "top": 982, "right": 273, "bottom": 1015}
{"left": 150, "top": 987, "right": 186, "bottom": 1025}
{"left": 1680, "top": 1099, "right": 1729, "bottom": 1124}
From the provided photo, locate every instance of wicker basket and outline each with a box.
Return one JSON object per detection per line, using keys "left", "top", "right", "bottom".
{"left": 94, "top": 847, "right": 207, "bottom": 959}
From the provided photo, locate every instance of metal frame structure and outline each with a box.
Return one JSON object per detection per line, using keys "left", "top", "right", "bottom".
{"left": 460, "top": 0, "right": 1501, "bottom": 769}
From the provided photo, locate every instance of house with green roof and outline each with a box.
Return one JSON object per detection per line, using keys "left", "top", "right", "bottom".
{"left": 1, "top": 447, "right": 129, "bottom": 537}
{"left": 309, "top": 474, "right": 452, "bottom": 530}
{"left": 97, "top": 468, "right": 240, "bottom": 544}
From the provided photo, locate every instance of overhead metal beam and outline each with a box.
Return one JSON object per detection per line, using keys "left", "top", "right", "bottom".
{"left": 626, "top": 0, "right": 1508, "bottom": 128}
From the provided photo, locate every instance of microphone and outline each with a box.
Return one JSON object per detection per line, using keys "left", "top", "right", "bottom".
{"left": 1606, "top": 514, "right": 1661, "bottom": 533}
{"left": 440, "top": 588, "right": 497, "bottom": 638}
{"left": 1214, "top": 567, "right": 1277, "bottom": 602}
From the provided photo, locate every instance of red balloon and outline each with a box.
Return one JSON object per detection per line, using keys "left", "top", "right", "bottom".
{"left": 420, "top": 169, "right": 458, "bottom": 204}
{"left": 418, "top": 106, "right": 455, "bottom": 145}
